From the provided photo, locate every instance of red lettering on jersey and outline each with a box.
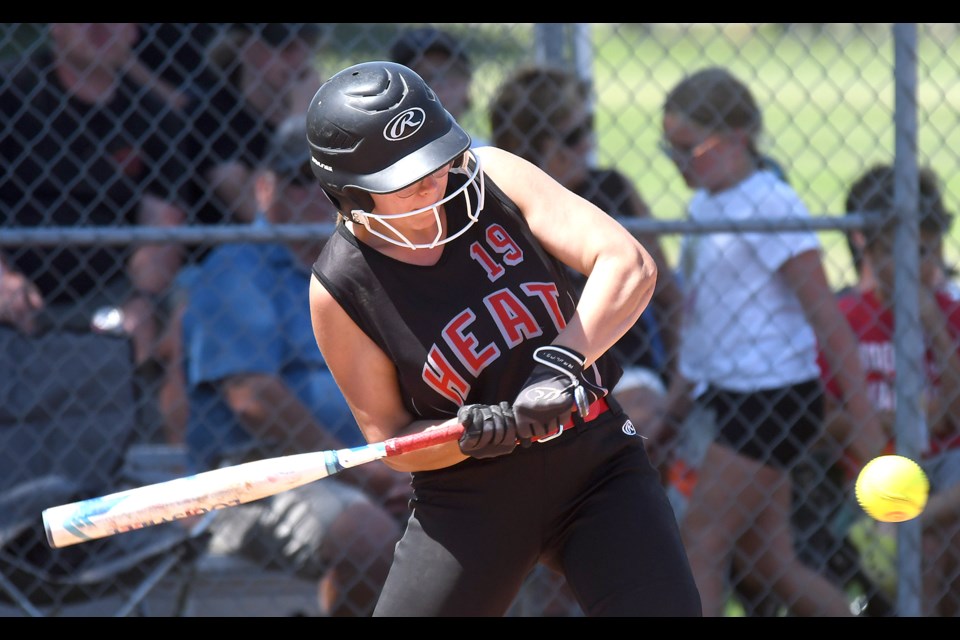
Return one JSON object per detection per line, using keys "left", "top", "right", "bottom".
{"left": 423, "top": 346, "right": 470, "bottom": 405}
{"left": 484, "top": 288, "right": 542, "bottom": 348}
{"left": 442, "top": 309, "right": 500, "bottom": 376}
{"left": 469, "top": 241, "right": 506, "bottom": 281}
{"left": 521, "top": 282, "right": 566, "bottom": 332}
{"left": 421, "top": 281, "right": 568, "bottom": 406}
{"left": 468, "top": 224, "right": 524, "bottom": 281}
{"left": 486, "top": 224, "right": 523, "bottom": 265}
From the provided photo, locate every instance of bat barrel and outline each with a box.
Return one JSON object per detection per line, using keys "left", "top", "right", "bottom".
{"left": 41, "top": 424, "right": 464, "bottom": 548}
{"left": 42, "top": 451, "right": 339, "bottom": 548}
{"left": 42, "top": 492, "right": 217, "bottom": 549}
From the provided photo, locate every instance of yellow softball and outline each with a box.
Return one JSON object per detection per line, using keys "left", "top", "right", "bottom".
{"left": 855, "top": 455, "right": 929, "bottom": 523}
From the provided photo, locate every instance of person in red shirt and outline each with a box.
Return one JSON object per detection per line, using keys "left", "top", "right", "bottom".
{"left": 820, "top": 164, "right": 960, "bottom": 616}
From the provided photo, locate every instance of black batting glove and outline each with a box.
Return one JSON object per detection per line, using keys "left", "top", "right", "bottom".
{"left": 457, "top": 402, "right": 519, "bottom": 459}
{"left": 512, "top": 345, "right": 605, "bottom": 444}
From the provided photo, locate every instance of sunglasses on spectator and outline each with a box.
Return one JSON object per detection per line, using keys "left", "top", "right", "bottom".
{"left": 658, "top": 135, "right": 721, "bottom": 163}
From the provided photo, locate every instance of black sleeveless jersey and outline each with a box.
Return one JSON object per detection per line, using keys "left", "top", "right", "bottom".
{"left": 312, "top": 169, "right": 623, "bottom": 419}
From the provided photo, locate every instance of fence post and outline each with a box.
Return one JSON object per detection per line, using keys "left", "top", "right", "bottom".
{"left": 892, "top": 21, "right": 924, "bottom": 619}
{"left": 533, "top": 23, "right": 598, "bottom": 168}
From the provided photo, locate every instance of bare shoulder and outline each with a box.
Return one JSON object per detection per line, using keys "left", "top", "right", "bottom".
{"left": 309, "top": 275, "right": 354, "bottom": 347}
{"left": 308, "top": 274, "right": 377, "bottom": 391}
{"left": 472, "top": 146, "right": 559, "bottom": 214}
{"left": 473, "top": 146, "right": 539, "bottom": 187}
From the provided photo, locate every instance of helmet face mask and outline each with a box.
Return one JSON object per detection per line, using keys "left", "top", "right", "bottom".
{"left": 306, "top": 60, "right": 483, "bottom": 248}
{"left": 352, "top": 150, "right": 485, "bottom": 250}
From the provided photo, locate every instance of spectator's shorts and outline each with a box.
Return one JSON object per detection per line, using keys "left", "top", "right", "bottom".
{"left": 706, "top": 378, "right": 823, "bottom": 470}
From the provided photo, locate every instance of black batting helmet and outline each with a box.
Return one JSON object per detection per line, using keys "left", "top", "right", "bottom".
{"left": 306, "top": 60, "right": 472, "bottom": 217}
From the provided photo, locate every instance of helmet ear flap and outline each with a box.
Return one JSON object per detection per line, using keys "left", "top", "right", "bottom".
{"left": 319, "top": 187, "right": 343, "bottom": 213}
{"left": 320, "top": 186, "right": 374, "bottom": 224}
{"left": 347, "top": 188, "right": 375, "bottom": 214}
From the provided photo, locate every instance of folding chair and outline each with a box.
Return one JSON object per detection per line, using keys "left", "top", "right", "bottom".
{"left": 0, "top": 327, "right": 210, "bottom": 616}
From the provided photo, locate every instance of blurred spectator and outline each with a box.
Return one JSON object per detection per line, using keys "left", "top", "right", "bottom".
{"left": 0, "top": 22, "right": 188, "bottom": 442}
{"left": 840, "top": 165, "right": 960, "bottom": 300}
{"left": 489, "top": 64, "right": 684, "bottom": 452}
{"left": 179, "top": 115, "right": 409, "bottom": 617}
{"left": 389, "top": 26, "right": 486, "bottom": 146}
{"left": 664, "top": 154, "right": 893, "bottom": 618}
{"left": 160, "top": 23, "right": 326, "bottom": 441}
{"left": 822, "top": 164, "right": 960, "bottom": 616}
{"left": 655, "top": 66, "right": 886, "bottom": 616}
{"left": 128, "top": 23, "right": 225, "bottom": 111}
{"left": 180, "top": 22, "right": 324, "bottom": 232}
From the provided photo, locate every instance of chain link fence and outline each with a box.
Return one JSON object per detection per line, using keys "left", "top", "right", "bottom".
{"left": 1, "top": 23, "right": 957, "bottom": 616}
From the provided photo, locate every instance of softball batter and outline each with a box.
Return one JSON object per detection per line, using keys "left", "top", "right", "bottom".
{"left": 306, "top": 61, "right": 700, "bottom": 616}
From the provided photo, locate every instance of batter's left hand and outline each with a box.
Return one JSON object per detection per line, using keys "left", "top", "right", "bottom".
{"left": 512, "top": 345, "right": 604, "bottom": 444}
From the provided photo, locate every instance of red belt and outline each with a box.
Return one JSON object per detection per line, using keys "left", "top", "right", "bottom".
{"left": 534, "top": 396, "right": 611, "bottom": 443}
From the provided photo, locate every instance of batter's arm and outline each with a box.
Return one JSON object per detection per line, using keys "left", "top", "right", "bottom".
{"left": 475, "top": 146, "right": 657, "bottom": 368}
{"left": 309, "top": 274, "right": 468, "bottom": 472}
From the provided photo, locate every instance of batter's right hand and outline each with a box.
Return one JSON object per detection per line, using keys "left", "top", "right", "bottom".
{"left": 457, "top": 402, "right": 519, "bottom": 459}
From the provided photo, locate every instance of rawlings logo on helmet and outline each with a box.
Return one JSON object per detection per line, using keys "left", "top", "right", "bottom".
{"left": 384, "top": 108, "right": 425, "bottom": 141}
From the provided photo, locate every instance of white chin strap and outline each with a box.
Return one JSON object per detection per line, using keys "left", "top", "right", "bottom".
{"left": 350, "top": 151, "right": 485, "bottom": 250}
